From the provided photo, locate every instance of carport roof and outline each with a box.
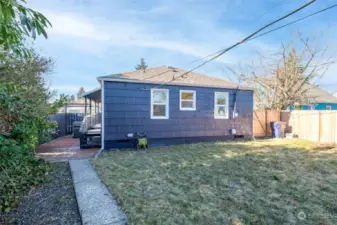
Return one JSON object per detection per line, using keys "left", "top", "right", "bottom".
{"left": 82, "top": 87, "right": 101, "bottom": 102}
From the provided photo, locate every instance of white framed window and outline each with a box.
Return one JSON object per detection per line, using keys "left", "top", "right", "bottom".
{"left": 180, "top": 90, "right": 196, "bottom": 111}
{"left": 214, "top": 92, "right": 229, "bottom": 119}
{"left": 151, "top": 89, "right": 169, "bottom": 119}
{"left": 326, "top": 105, "right": 332, "bottom": 110}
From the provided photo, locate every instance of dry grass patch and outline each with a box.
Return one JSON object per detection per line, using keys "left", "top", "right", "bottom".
{"left": 93, "top": 139, "right": 337, "bottom": 225}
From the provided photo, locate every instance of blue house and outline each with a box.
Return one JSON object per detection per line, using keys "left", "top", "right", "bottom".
{"left": 295, "top": 84, "right": 337, "bottom": 110}
{"left": 82, "top": 66, "right": 254, "bottom": 149}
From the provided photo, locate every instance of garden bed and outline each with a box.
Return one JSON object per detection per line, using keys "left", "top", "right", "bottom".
{"left": 93, "top": 139, "right": 337, "bottom": 225}
{"left": 0, "top": 162, "right": 81, "bottom": 225}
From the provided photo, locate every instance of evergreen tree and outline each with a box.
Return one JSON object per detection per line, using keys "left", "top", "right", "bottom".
{"left": 70, "top": 94, "right": 76, "bottom": 102}
{"left": 77, "top": 87, "right": 85, "bottom": 99}
{"left": 135, "top": 58, "right": 148, "bottom": 71}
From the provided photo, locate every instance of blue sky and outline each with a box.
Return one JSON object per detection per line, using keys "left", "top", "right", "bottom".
{"left": 30, "top": 0, "right": 337, "bottom": 96}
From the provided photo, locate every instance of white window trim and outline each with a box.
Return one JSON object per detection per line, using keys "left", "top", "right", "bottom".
{"left": 150, "top": 88, "right": 169, "bottom": 119}
{"left": 326, "top": 105, "right": 332, "bottom": 110}
{"left": 214, "top": 92, "right": 229, "bottom": 119}
{"left": 179, "top": 90, "right": 196, "bottom": 111}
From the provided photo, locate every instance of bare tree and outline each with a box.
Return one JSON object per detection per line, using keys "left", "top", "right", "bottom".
{"left": 235, "top": 33, "right": 336, "bottom": 110}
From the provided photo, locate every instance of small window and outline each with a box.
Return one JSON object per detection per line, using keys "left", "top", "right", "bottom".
{"left": 151, "top": 89, "right": 169, "bottom": 119}
{"left": 308, "top": 105, "right": 314, "bottom": 110}
{"left": 326, "top": 105, "right": 332, "bottom": 110}
{"left": 180, "top": 90, "right": 196, "bottom": 110}
{"left": 214, "top": 92, "right": 229, "bottom": 119}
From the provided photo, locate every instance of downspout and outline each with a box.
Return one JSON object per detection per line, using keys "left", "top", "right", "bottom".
{"left": 231, "top": 78, "right": 242, "bottom": 136}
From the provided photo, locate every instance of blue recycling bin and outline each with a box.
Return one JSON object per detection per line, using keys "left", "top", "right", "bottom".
{"left": 270, "top": 121, "right": 281, "bottom": 138}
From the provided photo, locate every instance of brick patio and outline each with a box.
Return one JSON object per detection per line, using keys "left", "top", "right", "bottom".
{"left": 36, "top": 136, "right": 100, "bottom": 162}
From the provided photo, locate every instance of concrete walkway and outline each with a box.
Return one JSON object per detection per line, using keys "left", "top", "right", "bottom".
{"left": 69, "top": 160, "right": 127, "bottom": 225}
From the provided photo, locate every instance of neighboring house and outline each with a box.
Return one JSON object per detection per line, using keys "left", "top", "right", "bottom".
{"left": 58, "top": 102, "right": 86, "bottom": 113}
{"left": 252, "top": 79, "right": 337, "bottom": 110}
{"left": 83, "top": 66, "right": 254, "bottom": 149}
{"left": 296, "top": 84, "right": 337, "bottom": 110}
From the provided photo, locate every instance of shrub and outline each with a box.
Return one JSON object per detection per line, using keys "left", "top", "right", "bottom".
{"left": 0, "top": 136, "right": 52, "bottom": 212}
{"left": 0, "top": 83, "right": 66, "bottom": 212}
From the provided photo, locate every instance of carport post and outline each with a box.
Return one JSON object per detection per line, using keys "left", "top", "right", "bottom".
{"left": 89, "top": 98, "right": 92, "bottom": 115}
{"left": 84, "top": 97, "right": 87, "bottom": 115}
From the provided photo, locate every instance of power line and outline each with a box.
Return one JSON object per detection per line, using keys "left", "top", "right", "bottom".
{"left": 199, "top": 3, "right": 337, "bottom": 65}
{"left": 254, "top": 0, "right": 287, "bottom": 21}
{"left": 149, "top": 0, "right": 316, "bottom": 89}
{"left": 140, "top": 69, "right": 172, "bottom": 80}
{"left": 141, "top": 0, "right": 288, "bottom": 82}
{"left": 189, "top": 3, "right": 337, "bottom": 71}
{"left": 249, "top": 3, "right": 337, "bottom": 41}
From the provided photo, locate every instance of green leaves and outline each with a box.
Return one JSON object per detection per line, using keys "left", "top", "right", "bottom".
{"left": 0, "top": 134, "right": 52, "bottom": 212}
{"left": 0, "top": 0, "right": 51, "bottom": 57}
{"left": 0, "top": 82, "right": 53, "bottom": 212}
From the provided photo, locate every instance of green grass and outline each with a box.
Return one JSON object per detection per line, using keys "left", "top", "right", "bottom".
{"left": 92, "top": 139, "right": 337, "bottom": 225}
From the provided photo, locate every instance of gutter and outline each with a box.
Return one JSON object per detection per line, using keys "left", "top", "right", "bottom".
{"left": 96, "top": 77, "right": 255, "bottom": 91}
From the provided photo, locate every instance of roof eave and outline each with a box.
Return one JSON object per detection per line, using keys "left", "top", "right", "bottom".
{"left": 97, "top": 77, "right": 254, "bottom": 91}
{"left": 82, "top": 87, "right": 101, "bottom": 97}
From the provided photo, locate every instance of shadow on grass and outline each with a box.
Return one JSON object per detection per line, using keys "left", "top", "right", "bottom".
{"left": 93, "top": 139, "right": 337, "bottom": 225}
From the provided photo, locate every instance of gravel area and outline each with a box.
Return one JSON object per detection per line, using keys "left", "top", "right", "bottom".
{"left": 0, "top": 162, "right": 81, "bottom": 225}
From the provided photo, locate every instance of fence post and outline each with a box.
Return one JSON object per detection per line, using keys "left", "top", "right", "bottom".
{"left": 317, "top": 111, "right": 322, "bottom": 142}
{"left": 64, "top": 105, "right": 68, "bottom": 135}
{"left": 265, "top": 110, "right": 267, "bottom": 137}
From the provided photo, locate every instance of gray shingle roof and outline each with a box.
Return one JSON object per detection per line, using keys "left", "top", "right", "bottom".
{"left": 97, "top": 66, "right": 252, "bottom": 90}
{"left": 304, "top": 83, "right": 337, "bottom": 104}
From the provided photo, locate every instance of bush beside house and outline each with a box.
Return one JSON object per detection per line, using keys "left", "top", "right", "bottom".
{"left": 0, "top": 57, "right": 67, "bottom": 212}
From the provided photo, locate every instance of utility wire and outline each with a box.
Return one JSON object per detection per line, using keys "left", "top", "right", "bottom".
{"left": 149, "top": 0, "right": 316, "bottom": 89}
{"left": 140, "top": 69, "right": 172, "bottom": 80}
{"left": 141, "top": 0, "right": 288, "bottom": 82}
{"left": 249, "top": 3, "right": 337, "bottom": 41}
{"left": 254, "top": 0, "right": 287, "bottom": 21}
{"left": 196, "top": 3, "right": 337, "bottom": 66}
{"left": 141, "top": 1, "right": 288, "bottom": 82}
{"left": 143, "top": 0, "right": 327, "bottom": 86}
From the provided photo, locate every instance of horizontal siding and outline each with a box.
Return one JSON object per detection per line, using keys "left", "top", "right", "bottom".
{"left": 301, "top": 103, "right": 337, "bottom": 110}
{"left": 103, "top": 81, "right": 253, "bottom": 148}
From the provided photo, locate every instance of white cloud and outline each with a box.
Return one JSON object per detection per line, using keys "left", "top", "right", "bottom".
{"left": 41, "top": 9, "right": 276, "bottom": 66}
{"left": 46, "top": 12, "right": 110, "bottom": 41}
{"left": 126, "top": 6, "right": 171, "bottom": 15}
{"left": 45, "top": 10, "right": 210, "bottom": 57}
{"left": 30, "top": 0, "right": 337, "bottom": 93}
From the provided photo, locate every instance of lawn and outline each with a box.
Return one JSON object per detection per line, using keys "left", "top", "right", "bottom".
{"left": 93, "top": 139, "right": 337, "bottom": 225}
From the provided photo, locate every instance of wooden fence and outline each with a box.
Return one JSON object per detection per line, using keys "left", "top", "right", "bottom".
{"left": 50, "top": 113, "right": 84, "bottom": 137}
{"left": 254, "top": 110, "right": 337, "bottom": 144}
{"left": 281, "top": 110, "right": 337, "bottom": 143}
{"left": 253, "top": 110, "right": 280, "bottom": 137}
